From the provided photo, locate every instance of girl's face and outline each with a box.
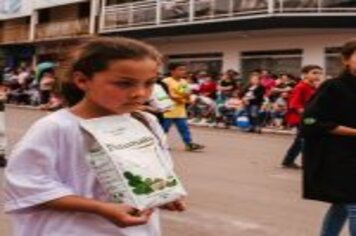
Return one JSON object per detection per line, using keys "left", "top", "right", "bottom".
{"left": 77, "top": 58, "right": 158, "bottom": 116}
{"left": 344, "top": 51, "right": 356, "bottom": 74}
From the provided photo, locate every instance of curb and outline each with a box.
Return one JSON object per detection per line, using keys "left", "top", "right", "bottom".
{"left": 5, "top": 104, "right": 42, "bottom": 111}
{"left": 5, "top": 105, "right": 296, "bottom": 135}
{"left": 188, "top": 123, "right": 295, "bottom": 135}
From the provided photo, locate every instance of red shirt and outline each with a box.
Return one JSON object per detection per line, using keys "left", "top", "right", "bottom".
{"left": 260, "top": 76, "right": 276, "bottom": 96}
{"left": 199, "top": 81, "right": 217, "bottom": 98}
{"left": 286, "top": 81, "right": 316, "bottom": 126}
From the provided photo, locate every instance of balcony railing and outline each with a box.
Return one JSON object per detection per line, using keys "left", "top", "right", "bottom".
{"left": 100, "top": 0, "right": 356, "bottom": 32}
{"left": 0, "top": 24, "right": 29, "bottom": 43}
{"left": 36, "top": 18, "right": 90, "bottom": 40}
{"left": 275, "top": 0, "right": 356, "bottom": 13}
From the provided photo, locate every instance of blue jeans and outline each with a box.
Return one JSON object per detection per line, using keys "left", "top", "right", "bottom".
{"left": 321, "top": 204, "right": 356, "bottom": 236}
{"left": 161, "top": 118, "right": 192, "bottom": 145}
{"left": 246, "top": 105, "right": 260, "bottom": 129}
{"left": 282, "top": 128, "right": 303, "bottom": 165}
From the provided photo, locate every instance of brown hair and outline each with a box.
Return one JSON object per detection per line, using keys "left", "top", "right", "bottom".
{"left": 61, "top": 37, "right": 162, "bottom": 106}
{"left": 341, "top": 39, "right": 356, "bottom": 60}
{"left": 301, "top": 65, "right": 322, "bottom": 74}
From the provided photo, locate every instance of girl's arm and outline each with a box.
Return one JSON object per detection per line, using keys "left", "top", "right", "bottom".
{"left": 40, "top": 195, "right": 153, "bottom": 228}
{"left": 330, "top": 126, "right": 356, "bottom": 137}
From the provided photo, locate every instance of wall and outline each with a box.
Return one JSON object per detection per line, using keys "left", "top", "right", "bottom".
{"left": 149, "top": 30, "right": 356, "bottom": 72}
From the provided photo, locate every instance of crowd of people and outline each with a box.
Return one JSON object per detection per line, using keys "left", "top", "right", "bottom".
{"left": 176, "top": 67, "right": 322, "bottom": 133}
{"left": 0, "top": 64, "right": 63, "bottom": 111}
{"left": 1, "top": 61, "right": 324, "bottom": 134}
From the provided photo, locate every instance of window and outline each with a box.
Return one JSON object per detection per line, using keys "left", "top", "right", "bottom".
{"left": 325, "top": 47, "right": 343, "bottom": 78}
{"left": 167, "top": 52, "right": 223, "bottom": 74}
{"left": 78, "top": 2, "right": 90, "bottom": 18}
{"left": 322, "top": 0, "right": 356, "bottom": 8}
{"left": 241, "top": 49, "right": 303, "bottom": 80}
{"left": 38, "top": 8, "right": 50, "bottom": 23}
{"left": 107, "top": 0, "right": 143, "bottom": 6}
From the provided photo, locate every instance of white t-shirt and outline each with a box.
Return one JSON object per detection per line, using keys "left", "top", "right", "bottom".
{"left": 4, "top": 109, "right": 171, "bottom": 236}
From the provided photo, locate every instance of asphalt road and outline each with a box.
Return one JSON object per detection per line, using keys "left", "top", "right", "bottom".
{"left": 0, "top": 107, "right": 347, "bottom": 236}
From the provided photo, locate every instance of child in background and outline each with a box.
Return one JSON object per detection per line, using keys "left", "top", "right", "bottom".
{"left": 188, "top": 94, "right": 216, "bottom": 125}
{"left": 4, "top": 37, "right": 185, "bottom": 236}
{"left": 39, "top": 91, "right": 64, "bottom": 111}
{"left": 242, "top": 74, "right": 265, "bottom": 133}
{"left": 198, "top": 72, "right": 217, "bottom": 100}
{"left": 218, "top": 91, "right": 244, "bottom": 127}
{"left": 271, "top": 92, "right": 289, "bottom": 128}
{"left": 39, "top": 70, "right": 56, "bottom": 105}
{"left": 162, "top": 63, "right": 205, "bottom": 151}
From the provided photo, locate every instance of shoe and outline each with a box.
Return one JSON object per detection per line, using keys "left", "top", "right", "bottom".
{"left": 196, "top": 119, "right": 208, "bottom": 126}
{"left": 282, "top": 163, "right": 301, "bottom": 169}
{"left": 185, "top": 143, "right": 205, "bottom": 151}
{"left": 0, "top": 155, "right": 7, "bottom": 168}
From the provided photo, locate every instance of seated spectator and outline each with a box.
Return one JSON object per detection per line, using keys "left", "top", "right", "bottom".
{"left": 8, "top": 87, "right": 30, "bottom": 105}
{"left": 187, "top": 73, "right": 200, "bottom": 94}
{"left": 269, "top": 73, "right": 294, "bottom": 102}
{"left": 217, "top": 91, "right": 244, "bottom": 127}
{"left": 27, "top": 84, "right": 41, "bottom": 106}
{"left": 17, "top": 68, "right": 30, "bottom": 87}
{"left": 197, "top": 71, "right": 217, "bottom": 99}
{"left": 260, "top": 69, "right": 276, "bottom": 97}
{"left": 39, "top": 70, "right": 56, "bottom": 105}
{"left": 188, "top": 94, "right": 216, "bottom": 124}
{"left": 217, "top": 72, "right": 237, "bottom": 100}
{"left": 271, "top": 92, "right": 289, "bottom": 128}
{"left": 39, "top": 91, "right": 63, "bottom": 111}
{"left": 259, "top": 97, "right": 273, "bottom": 127}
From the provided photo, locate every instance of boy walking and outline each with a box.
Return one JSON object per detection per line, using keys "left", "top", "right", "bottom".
{"left": 281, "top": 65, "right": 323, "bottom": 169}
{"left": 162, "top": 63, "right": 205, "bottom": 151}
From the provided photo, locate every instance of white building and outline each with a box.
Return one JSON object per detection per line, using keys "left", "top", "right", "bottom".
{"left": 99, "top": 0, "right": 356, "bottom": 78}
{"left": 0, "top": 0, "right": 356, "bottom": 78}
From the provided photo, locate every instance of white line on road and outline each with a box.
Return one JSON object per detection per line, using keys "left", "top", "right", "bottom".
{"left": 162, "top": 208, "right": 270, "bottom": 234}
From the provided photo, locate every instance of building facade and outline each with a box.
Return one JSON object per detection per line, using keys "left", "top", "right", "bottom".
{"left": 0, "top": 0, "right": 356, "bottom": 79}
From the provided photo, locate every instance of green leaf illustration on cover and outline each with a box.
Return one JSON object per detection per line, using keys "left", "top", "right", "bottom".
{"left": 124, "top": 171, "right": 178, "bottom": 195}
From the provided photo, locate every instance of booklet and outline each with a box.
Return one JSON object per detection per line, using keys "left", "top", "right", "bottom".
{"left": 80, "top": 114, "right": 187, "bottom": 210}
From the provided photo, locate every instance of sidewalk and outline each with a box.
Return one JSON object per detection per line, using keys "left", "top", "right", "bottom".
{"left": 5, "top": 104, "right": 296, "bottom": 136}
{"left": 188, "top": 120, "right": 296, "bottom": 135}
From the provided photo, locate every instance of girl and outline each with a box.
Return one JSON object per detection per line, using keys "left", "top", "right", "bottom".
{"left": 4, "top": 37, "right": 185, "bottom": 236}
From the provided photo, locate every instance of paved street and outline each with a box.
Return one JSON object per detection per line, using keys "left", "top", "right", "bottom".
{"left": 0, "top": 107, "right": 347, "bottom": 236}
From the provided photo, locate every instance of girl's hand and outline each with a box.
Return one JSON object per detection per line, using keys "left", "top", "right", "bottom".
{"left": 160, "top": 199, "right": 186, "bottom": 212}
{"left": 97, "top": 202, "right": 153, "bottom": 228}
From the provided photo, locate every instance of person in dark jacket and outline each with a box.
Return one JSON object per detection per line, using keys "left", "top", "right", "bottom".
{"left": 242, "top": 73, "right": 265, "bottom": 133}
{"left": 301, "top": 39, "right": 356, "bottom": 236}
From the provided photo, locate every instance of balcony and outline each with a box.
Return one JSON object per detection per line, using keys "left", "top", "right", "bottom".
{"left": 0, "top": 21, "right": 30, "bottom": 44}
{"left": 36, "top": 18, "right": 90, "bottom": 40}
{"left": 100, "top": 0, "right": 356, "bottom": 33}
